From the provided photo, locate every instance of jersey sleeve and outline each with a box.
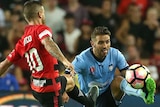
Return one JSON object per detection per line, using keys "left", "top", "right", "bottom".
{"left": 7, "top": 49, "right": 21, "bottom": 63}
{"left": 72, "top": 56, "right": 85, "bottom": 74}
{"left": 37, "top": 25, "right": 53, "bottom": 41}
{"left": 116, "top": 50, "right": 129, "bottom": 71}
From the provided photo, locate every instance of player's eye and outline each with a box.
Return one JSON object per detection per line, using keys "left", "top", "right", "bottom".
{"left": 106, "top": 40, "right": 110, "bottom": 44}
{"left": 98, "top": 41, "right": 103, "bottom": 44}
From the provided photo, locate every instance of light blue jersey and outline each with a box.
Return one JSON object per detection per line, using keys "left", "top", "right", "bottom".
{"left": 72, "top": 47, "right": 129, "bottom": 95}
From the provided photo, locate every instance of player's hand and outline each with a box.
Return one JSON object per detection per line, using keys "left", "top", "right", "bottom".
{"left": 63, "top": 60, "right": 73, "bottom": 70}
{"left": 62, "top": 60, "right": 76, "bottom": 76}
{"left": 65, "top": 68, "right": 76, "bottom": 77}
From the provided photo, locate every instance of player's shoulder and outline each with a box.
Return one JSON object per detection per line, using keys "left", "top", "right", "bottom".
{"left": 109, "top": 47, "right": 120, "bottom": 53}
{"left": 74, "top": 48, "right": 91, "bottom": 62}
{"left": 109, "top": 47, "right": 123, "bottom": 56}
{"left": 73, "top": 48, "right": 92, "bottom": 69}
{"left": 36, "top": 25, "right": 52, "bottom": 37}
{"left": 78, "top": 48, "right": 91, "bottom": 57}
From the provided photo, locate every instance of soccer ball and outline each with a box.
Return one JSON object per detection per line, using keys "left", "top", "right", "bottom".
{"left": 125, "top": 64, "right": 151, "bottom": 89}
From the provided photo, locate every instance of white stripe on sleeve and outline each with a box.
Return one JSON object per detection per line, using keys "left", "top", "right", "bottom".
{"left": 38, "top": 29, "right": 52, "bottom": 39}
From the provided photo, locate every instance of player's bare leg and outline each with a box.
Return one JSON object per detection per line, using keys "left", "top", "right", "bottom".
{"left": 63, "top": 73, "right": 75, "bottom": 92}
{"left": 111, "top": 76, "right": 125, "bottom": 105}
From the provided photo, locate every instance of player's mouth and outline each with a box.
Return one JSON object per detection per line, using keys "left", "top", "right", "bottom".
{"left": 102, "top": 49, "right": 108, "bottom": 54}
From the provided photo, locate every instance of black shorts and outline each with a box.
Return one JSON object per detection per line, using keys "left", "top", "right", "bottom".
{"left": 32, "top": 76, "right": 67, "bottom": 107}
{"left": 96, "top": 86, "right": 118, "bottom": 107}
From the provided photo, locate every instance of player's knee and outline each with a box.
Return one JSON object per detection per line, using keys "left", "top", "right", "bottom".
{"left": 111, "top": 76, "right": 123, "bottom": 87}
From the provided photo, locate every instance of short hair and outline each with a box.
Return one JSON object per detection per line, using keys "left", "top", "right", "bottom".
{"left": 23, "top": 0, "right": 43, "bottom": 22}
{"left": 64, "top": 12, "right": 75, "bottom": 19}
{"left": 91, "top": 26, "right": 111, "bottom": 40}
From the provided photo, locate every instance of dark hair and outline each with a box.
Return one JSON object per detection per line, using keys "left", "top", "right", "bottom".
{"left": 64, "top": 12, "right": 75, "bottom": 19}
{"left": 91, "top": 26, "right": 111, "bottom": 40}
{"left": 23, "top": 0, "right": 43, "bottom": 22}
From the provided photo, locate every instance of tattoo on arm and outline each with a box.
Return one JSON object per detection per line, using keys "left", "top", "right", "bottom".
{"left": 42, "top": 37, "right": 66, "bottom": 62}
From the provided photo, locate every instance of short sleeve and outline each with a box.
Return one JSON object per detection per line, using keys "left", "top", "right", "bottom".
{"left": 37, "top": 25, "right": 53, "bottom": 41}
{"left": 7, "top": 49, "right": 21, "bottom": 63}
{"left": 117, "top": 50, "right": 129, "bottom": 71}
{"left": 72, "top": 56, "right": 85, "bottom": 74}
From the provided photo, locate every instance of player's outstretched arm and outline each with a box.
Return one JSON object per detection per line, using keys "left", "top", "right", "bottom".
{"left": 41, "top": 36, "right": 74, "bottom": 72}
{"left": 0, "top": 59, "right": 12, "bottom": 77}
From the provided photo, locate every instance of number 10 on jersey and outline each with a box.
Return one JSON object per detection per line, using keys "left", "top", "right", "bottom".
{"left": 25, "top": 48, "right": 44, "bottom": 73}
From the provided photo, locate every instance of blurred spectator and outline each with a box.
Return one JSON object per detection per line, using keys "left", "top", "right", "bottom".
{"left": 0, "top": 72, "right": 19, "bottom": 91}
{"left": 58, "top": 0, "right": 68, "bottom": 7}
{"left": 79, "top": 0, "right": 102, "bottom": 16}
{"left": 13, "top": 66, "right": 30, "bottom": 91}
{"left": 75, "top": 19, "right": 93, "bottom": 54}
{"left": 10, "top": 11, "right": 23, "bottom": 27}
{"left": 0, "top": 0, "right": 26, "bottom": 13}
{"left": 125, "top": 45, "right": 142, "bottom": 65}
{"left": 57, "top": 12, "right": 81, "bottom": 61}
{"left": 0, "top": 8, "right": 9, "bottom": 61}
{"left": 0, "top": 8, "right": 5, "bottom": 27}
{"left": 7, "top": 18, "right": 26, "bottom": 49}
{"left": 79, "top": 0, "right": 102, "bottom": 8}
{"left": 149, "top": 39, "right": 160, "bottom": 93}
{"left": 0, "top": 35, "right": 9, "bottom": 61}
{"left": 147, "top": 65, "right": 159, "bottom": 81}
{"left": 4, "top": 10, "right": 12, "bottom": 28}
{"left": 151, "top": 0, "right": 160, "bottom": 22}
{"left": 117, "top": 0, "right": 149, "bottom": 17}
{"left": 11, "top": 1, "right": 24, "bottom": 14}
{"left": 140, "top": 7, "right": 160, "bottom": 57}
{"left": 2, "top": 9, "right": 29, "bottom": 91}
{"left": 116, "top": 3, "right": 143, "bottom": 50}
{"left": 92, "top": 0, "right": 120, "bottom": 48}
{"left": 44, "top": 0, "right": 66, "bottom": 40}
{"left": 0, "top": 8, "right": 16, "bottom": 90}
{"left": 63, "top": 0, "right": 89, "bottom": 27}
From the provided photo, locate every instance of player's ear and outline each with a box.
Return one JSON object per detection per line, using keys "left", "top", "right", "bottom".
{"left": 90, "top": 40, "right": 94, "bottom": 47}
{"left": 38, "top": 11, "right": 43, "bottom": 18}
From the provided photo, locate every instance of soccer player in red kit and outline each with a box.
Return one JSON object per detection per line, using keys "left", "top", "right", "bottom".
{"left": 0, "top": 1, "right": 98, "bottom": 107}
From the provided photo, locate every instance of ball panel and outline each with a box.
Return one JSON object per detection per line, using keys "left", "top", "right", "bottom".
{"left": 135, "top": 67, "right": 148, "bottom": 79}
{"left": 125, "top": 64, "right": 150, "bottom": 89}
{"left": 132, "top": 79, "right": 144, "bottom": 89}
{"left": 125, "top": 70, "right": 135, "bottom": 83}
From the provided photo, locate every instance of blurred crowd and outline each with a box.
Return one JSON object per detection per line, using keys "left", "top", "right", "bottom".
{"left": 0, "top": 0, "right": 160, "bottom": 93}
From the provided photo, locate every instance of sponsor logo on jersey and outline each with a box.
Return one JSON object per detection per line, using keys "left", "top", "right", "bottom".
{"left": 90, "top": 66, "right": 95, "bottom": 74}
{"left": 109, "top": 64, "right": 113, "bottom": 71}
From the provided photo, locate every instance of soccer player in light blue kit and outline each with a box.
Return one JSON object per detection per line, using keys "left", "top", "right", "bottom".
{"left": 72, "top": 26, "right": 156, "bottom": 107}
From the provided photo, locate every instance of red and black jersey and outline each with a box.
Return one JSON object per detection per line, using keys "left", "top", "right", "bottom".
{"left": 7, "top": 25, "right": 61, "bottom": 93}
